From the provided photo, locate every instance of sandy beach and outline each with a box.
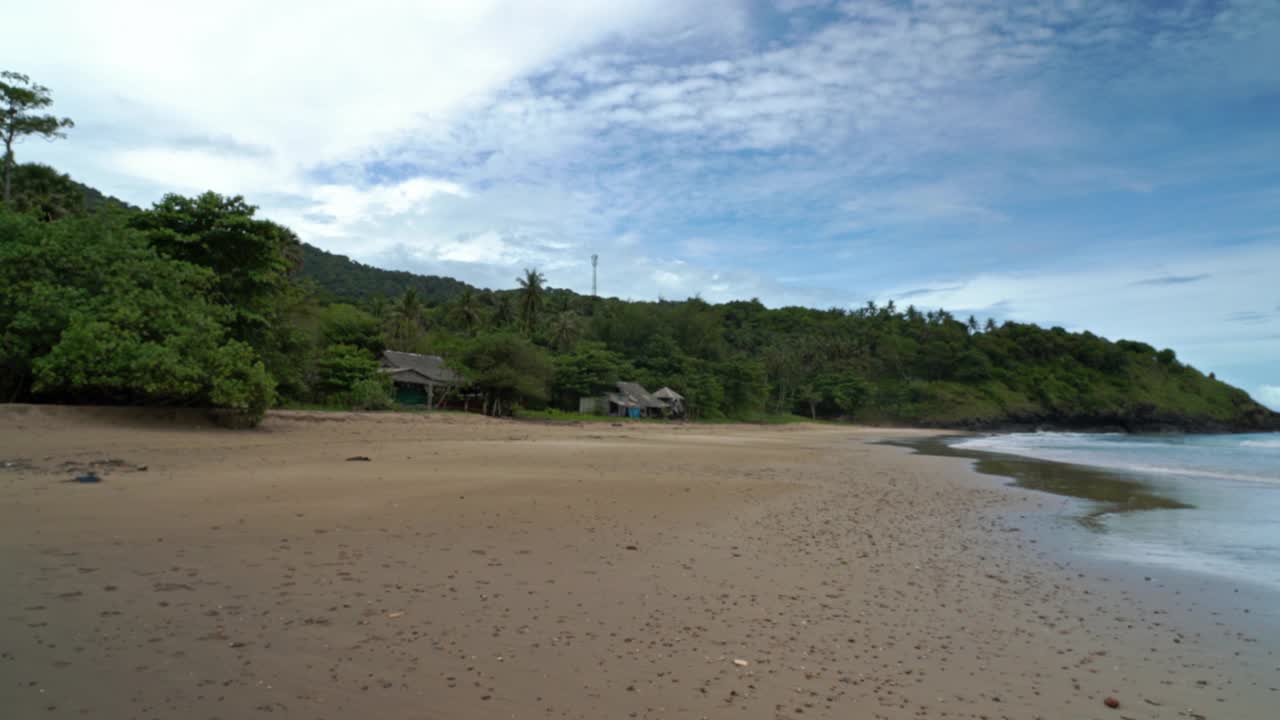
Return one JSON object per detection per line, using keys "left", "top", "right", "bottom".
{"left": 0, "top": 405, "right": 1274, "bottom": 719}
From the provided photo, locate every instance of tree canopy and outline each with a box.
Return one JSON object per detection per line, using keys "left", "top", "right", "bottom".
{"left": 0, "top": 208, "right": 272, "bottom": 419}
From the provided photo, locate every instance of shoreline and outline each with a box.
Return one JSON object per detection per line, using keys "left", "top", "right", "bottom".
{"left": 1, "top": 406, "right": 1275, "bottom": 718}
{"left": 895, "top": 433, "right": 1280, "bottom": 594}
{"left": 889, "top": 433, "right": 1280, "bottom": 703}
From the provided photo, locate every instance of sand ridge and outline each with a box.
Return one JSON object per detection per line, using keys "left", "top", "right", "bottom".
{"left": 0, "top": 405, "right": 1273, "bottom": 719}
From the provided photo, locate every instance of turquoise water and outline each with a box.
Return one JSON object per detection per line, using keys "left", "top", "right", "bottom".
{"left": 951, "top": 432, "right": 1280, "bottom": 590}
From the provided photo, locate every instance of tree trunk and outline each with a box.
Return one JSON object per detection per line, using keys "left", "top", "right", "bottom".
{"left": 435, "top": 385, "right": 455, "bottom": 410}
{"left": 2, "top": 144, "right": 13, "bottom": 207}
{"left": 6, "top": 370, "right": 26, "bottom": 403}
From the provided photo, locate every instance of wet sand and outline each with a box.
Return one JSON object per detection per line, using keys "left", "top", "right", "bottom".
{"left": 0, "top": 405, "right": 1274, "bottom": 719}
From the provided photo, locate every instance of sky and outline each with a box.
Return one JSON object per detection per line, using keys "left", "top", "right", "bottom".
{"left": 5, "top": 0, "right": 1280, "bottom": 408}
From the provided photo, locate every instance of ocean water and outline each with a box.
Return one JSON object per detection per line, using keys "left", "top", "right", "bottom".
{"left": 950, "top": 432, "right": 1280, "bottom": 590}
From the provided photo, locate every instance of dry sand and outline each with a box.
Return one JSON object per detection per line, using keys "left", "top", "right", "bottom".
{"left": 0, "top": 405, "right": 1274, "bottom": 719}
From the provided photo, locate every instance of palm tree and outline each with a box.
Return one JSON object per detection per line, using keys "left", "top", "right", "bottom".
{"left": 451, "top": 288, "right": 482, "bottom": 335}
{"left": 549, "top": 311, "right": 581, "bottom": 352}
{"left": 492, "top": 294, "right": 515, "bottom": 329}
{"left": 390, "top": 289, "right": 424, "bottom": 348}
{"left": 367, "top": 294, "right": 390, "bottom": 323}
{"left": 517, "top": 268, "right": 546, "bottom": 335}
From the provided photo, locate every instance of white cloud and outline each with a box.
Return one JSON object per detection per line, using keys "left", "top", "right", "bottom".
{"left": 4, "top": 0, "right": 740, "bottom": 243}
{"left": 876, "top": 238, "right": 1280, "bottom": 382}
{"left": 9, "top": 1, "right": 727, "bottom": 167}
{"left": 652, "top": 269, "right": 685, "bottom": 290}
{"left": 110, "top": 147, "right": 297, "bottom": 196}
{"left": 431, "top": 232, "right": 519, "bottom": 266}
{"left": 1257, "top": 385, "right": 1280, "bottom": 411}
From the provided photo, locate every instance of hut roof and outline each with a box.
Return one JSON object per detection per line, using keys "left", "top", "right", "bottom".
{"left": 379, "top": 367, "right": 436, "bottom": 386}
{"left": 613, "top": 381, "right": 666, "bottom": 409}
{"left": 653, "top": 387, "right": 684, "bottom": 401}
{"left": 381, "top": 350, "right": 463, "bottom": 385}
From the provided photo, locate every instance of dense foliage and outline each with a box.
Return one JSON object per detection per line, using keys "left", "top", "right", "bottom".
{"left": 298, "top": 243, "right": 472, "bottom": 305}
{"left": 5, "top": 163, "right": 132, "bottom": 220}
{"left": 2, "top": 158, "right": 1276, "bottom": 431}
{"left": 0, "top": 208, "right": 273, "bottom": 420}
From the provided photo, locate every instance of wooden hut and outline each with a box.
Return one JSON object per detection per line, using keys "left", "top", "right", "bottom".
{"left": 579, "top": 381, "right": 666, "bottom": 418}
{"left": 653, "top": 386, "right": 685, "bottom": 417}
{"left": 380, "top": 350, "right": 463, "bottom": 406}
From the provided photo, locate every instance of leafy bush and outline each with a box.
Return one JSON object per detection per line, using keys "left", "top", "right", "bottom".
{"left": 208, "top": 342, "right": 275, "bottom": 424}
{"left": 346, "top": 376, "right": 394, "bottom": 411}
{"left": 461, "top": 333, "right": 551, "bottom": 415}
{"left": 1, "top": 208, "right": 275, "bottom": 425}
{"left": 315, "top": 344, "right": 379, "bottom": 397}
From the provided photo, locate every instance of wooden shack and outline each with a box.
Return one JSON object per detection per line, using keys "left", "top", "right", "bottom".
{"left": 379, "top": 350, "right": 464, "bottom": 406}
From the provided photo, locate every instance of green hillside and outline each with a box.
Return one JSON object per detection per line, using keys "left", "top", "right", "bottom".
{"left": 2, "top": 162, "right": 1276, "bottom": 431}
{"left": 5, "top": 163, "right": 135, "bottom": 219}
{"left": 297, "top": 243, "right": 474, "bottom": 305}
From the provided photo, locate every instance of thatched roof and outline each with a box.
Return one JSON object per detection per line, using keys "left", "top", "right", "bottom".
{"left": 611, "top": 381, "right": 666, "bottom": 409}
{"left": 381, "top": 350, "right": 463, "bottom": 385}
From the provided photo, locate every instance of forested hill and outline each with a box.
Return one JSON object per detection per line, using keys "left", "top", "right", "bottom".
{"left": 3, "top": 162, "right": 1277, "bottom": 431}
{"left": 297, "top": 243, "right": 474, "bottom": 305}
{"left": 5, "top": 163, "right": 135, "bottom": 219}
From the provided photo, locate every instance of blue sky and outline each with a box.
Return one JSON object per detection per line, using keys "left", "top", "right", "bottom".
{"left": 6, "top": 0, "right": 1280, "bottom": 407}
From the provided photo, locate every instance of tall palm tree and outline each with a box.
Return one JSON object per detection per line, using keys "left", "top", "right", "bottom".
{"left": 390, "top": 289, "right": 424, "bottom": 348}
{"left": 451, "top": 288, "right": 482, "bottom": 335}
{"left": 367, "top": 294, "right": 390, "bottom": 323}
{"left": 492, "top": 294, "right": 515, "bottom": 329}
{"left": 517, "top": 268, "right": 546, "bottom": 335}
{"left": 549, "top": 311, "right": 581, "bottom": 352}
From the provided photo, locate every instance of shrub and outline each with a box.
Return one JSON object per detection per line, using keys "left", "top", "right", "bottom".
{"left": 316, "top": 344, "right": 379, "bottom": 396}
{"left": 346, "top": 375, "right": 394, "bottom": 411}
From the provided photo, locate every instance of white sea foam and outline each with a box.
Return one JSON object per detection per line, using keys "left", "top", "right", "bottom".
{"left": 1093, "top": 536, "right": 1280, "bottom": 592}
{"left": 950, "top": 432, "right": 1280, "bottom": 484}
{"left": 949, "top": 431, "right": 1280, "bottom": 595}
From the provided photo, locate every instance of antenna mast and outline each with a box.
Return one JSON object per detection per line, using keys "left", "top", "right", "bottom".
{"left": 591, "top": 254, "right": 598, "bottom": 297}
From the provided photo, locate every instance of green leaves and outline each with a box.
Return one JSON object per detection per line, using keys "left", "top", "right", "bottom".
{"left": 316, "top": 344, "right": 381, "bottom": 397}
{"left": 129, "top": 191, "right": 299, "bottom": 346}
{"left": 517, "top": 268, "right": 546, "bottom": 335}
{"left": 318, "top": 304, "right": 385, "bottom": 355}
{"left": 462, "top": 333, "right": 552, "bottom": 414}
{"left": 0, "top": 206, "right": 273, "bottom": 423}
{"left": 552, "top": 342, "right": 631, "bottom": 399}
